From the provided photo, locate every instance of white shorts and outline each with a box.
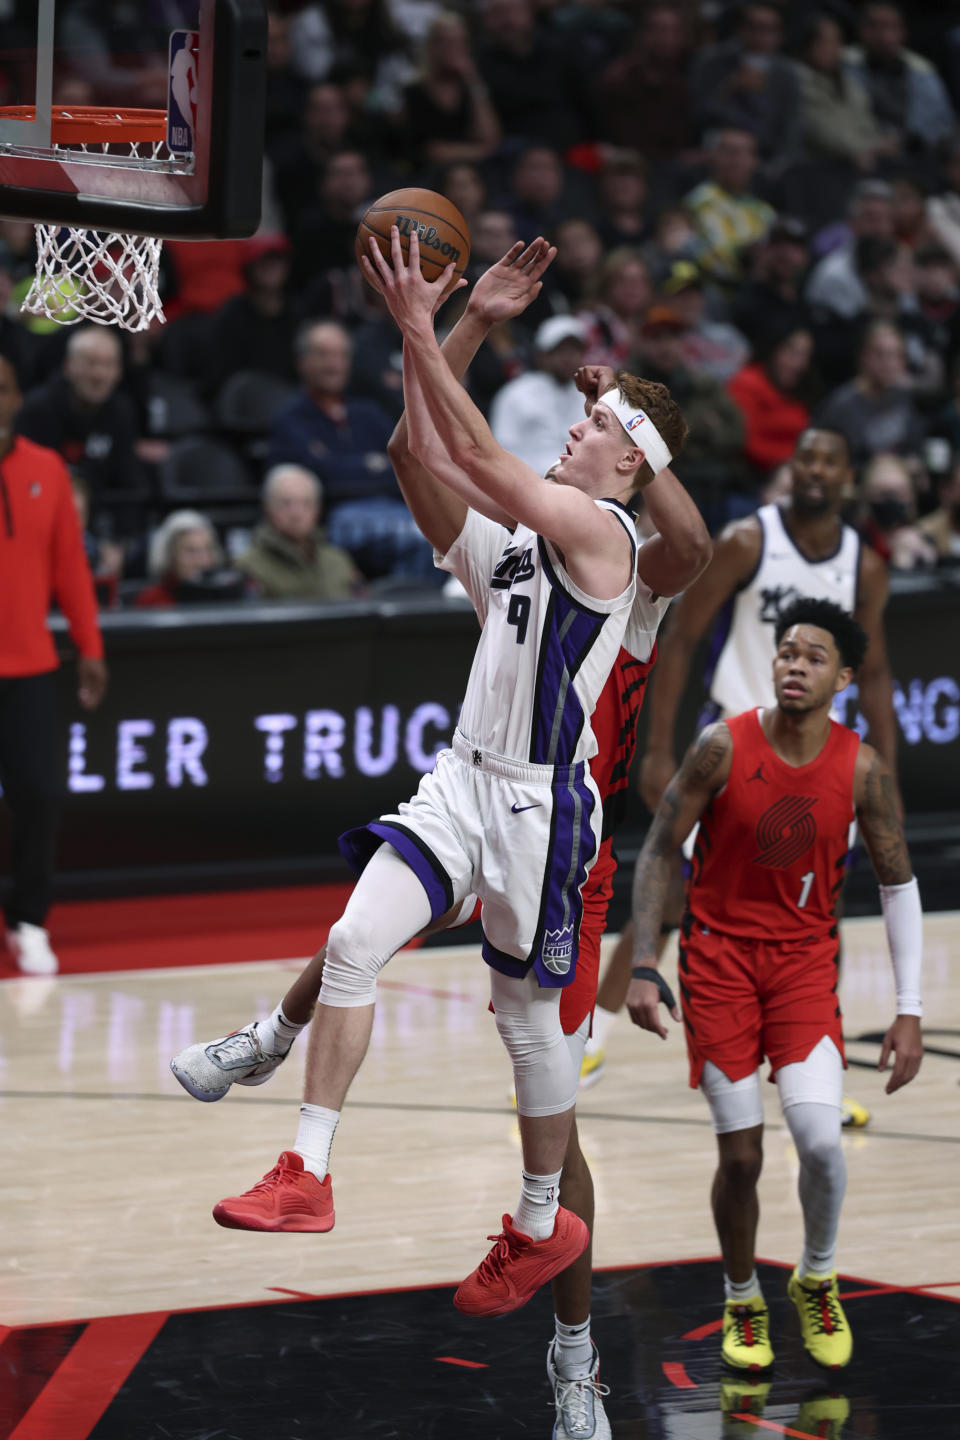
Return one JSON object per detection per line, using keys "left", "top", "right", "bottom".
{"left": 339, "top": 730, "right": 602, "bottom": 989}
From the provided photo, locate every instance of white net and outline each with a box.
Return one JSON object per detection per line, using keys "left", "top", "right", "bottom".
{"left": 21, "top": 226, "right": 164, "bottom": 333}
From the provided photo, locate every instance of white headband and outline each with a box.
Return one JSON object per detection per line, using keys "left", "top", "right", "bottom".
{"left": 598, "top": 388, "right": 672, "bottom": 476}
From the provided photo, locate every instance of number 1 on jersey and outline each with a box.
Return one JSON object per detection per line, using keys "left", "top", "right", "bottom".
{"left": 507, "top": 593, "right": 531, "bottom": 645}
{"left": 797, "top": 871, "right": 814, "bottom": 909}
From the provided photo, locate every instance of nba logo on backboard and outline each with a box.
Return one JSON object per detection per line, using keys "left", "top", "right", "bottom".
{"left": 167, "top": 30, "right": 199, "bottom": 155}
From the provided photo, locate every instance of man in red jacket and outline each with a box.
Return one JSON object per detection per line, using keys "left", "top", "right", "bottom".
{"left": 0, "top": 357, "right": 107, "bottom": 974}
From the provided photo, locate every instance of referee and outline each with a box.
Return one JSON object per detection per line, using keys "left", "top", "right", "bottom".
{"left": 0, "top": 356, "right": 106, "bottom": 974}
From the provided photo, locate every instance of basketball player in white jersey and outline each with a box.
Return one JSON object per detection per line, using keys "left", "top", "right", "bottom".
{"left": 583, "top": 427, "right": 898, "bottom": 1125}
{"left": 209, "top": 225, "right": 693, "bottom": 1324}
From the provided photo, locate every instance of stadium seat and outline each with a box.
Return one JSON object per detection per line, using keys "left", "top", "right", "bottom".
{"left": 158, "top": 436, "right": 260, "bottom": 506}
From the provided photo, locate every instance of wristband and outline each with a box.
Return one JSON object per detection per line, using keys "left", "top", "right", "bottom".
{"left": 631, "top": 966, "right": 677, "bottom": 1010}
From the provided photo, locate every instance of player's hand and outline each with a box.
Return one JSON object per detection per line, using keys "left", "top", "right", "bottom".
{"left": 626, "top": 976, "right": 680, "bottom": 1039}
{"left": 575, "top": 365, "right": 616, "bottom": 416}
{"left": 467, "top": 238, "right": 556, "bottom": 326}
{"left": 362, "top": 226, "right": 465, "bottom": 332}
{"left": 878, "top": 1014, "right": 923, "bottom": 1093}
{"left": 77, "top": 656, "right": 108, "bottom": 710}
{"left": 639, "top": 748, "right": 676, "bottom": 813}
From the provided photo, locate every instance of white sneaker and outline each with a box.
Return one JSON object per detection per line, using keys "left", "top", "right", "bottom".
{"left": 7, "top": 922, "right": 59, "bottom": 975}
{"left": 546, "top": 1339, "right": 611, "bottom": 1440}
{"left": 170, "top": 1022, "right": 291, "bottom": 1102}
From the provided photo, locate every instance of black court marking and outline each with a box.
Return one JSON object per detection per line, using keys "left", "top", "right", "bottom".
{"left": 4, "top": 1260, "right": 957, "bottom": 1439}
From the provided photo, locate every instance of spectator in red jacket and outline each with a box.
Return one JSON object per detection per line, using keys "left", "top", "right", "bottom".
{"left": 0, "top": 357, "right": 107, "bottom": 976}
{"left": 728, "top": 327, "right": 815, "bottom": 478}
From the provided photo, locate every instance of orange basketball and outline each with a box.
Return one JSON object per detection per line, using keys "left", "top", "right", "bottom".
{"left": 356, "top": 187, "right": 471, "bottom": 287}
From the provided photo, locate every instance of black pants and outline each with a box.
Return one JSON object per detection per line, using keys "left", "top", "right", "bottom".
{"left": 0, "top": 671, "right": 59, "bottom": 928}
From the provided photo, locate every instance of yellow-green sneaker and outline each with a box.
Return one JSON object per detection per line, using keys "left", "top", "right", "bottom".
{"left": 720, "top": 1377, "right": 772, "bottom": 1438}
{"left": 795, "top": 1388, "right": 851, "bottom": 1439}
{"left": 579, "top": 1042, "right": 606, "bottom": 1090}
{"left": 841, "top": 1095, "right": 870, "bottom": 1128}
{"left": 788, "top": 1269, "right": 853, "bottom": 1369}
{"left": 721, "top": 1297, "right": 774, "bottom": 1371}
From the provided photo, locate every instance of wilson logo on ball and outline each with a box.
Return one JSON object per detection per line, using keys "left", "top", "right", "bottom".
{"left": 394, "top": 214, "right": 461, "bottom": 262}
{"left": 752, "top": 795, "right": 819, "bottom": 868}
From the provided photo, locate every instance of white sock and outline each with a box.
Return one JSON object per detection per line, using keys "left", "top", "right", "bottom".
{"left": 294, "top": 1103, "right": 339, "bottom": 1180}
{"left": 724, "top": 1271, "right": 764, "bottom": 1304}
{"left": 588, "top": 1005, "right": 617, "bottom": 1051}
{"left": 512, "top": 1168, "right": 561, "bottom": 1241}
{"left": 799, "top": 1253, "right": 834, "bottom": 1281}
{"left": 553, "top": 1316, "right": 594, "bottom": 1380}
{"left": 256, "top": 1004, "right": 306, "bottom": 1056}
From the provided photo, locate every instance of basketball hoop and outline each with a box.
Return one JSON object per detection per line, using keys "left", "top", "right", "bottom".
{"left": 0, "top": 107, "right": 194, "bottom": 332}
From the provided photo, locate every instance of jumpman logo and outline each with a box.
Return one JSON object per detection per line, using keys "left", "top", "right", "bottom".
{"left": 747, "top": 763, "right": 769, "bottom": 784}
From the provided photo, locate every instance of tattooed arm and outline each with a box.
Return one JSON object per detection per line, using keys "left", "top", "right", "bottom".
{"left": 627, "top": 722, "right": 733, "bottom": 1038}
{"left": 854, "top": 743, "right": 924, "bottom": 1093}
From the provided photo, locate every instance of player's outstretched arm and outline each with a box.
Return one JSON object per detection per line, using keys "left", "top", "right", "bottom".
{"left": 854, "top": 744, "right": 924, "bottom": 1093}
{"left": 388, "top": 239, "right": 556, "bottom": 553}
{"left": 627, "top": 722, "right": 733, "bottom": 1038}
{"left": 367, "top": 229, "right": 634, "bottom": 597}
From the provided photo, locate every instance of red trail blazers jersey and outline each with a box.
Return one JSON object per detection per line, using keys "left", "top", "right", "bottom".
{"left": 688, "top": 708, "right": 859, "bottom": 942}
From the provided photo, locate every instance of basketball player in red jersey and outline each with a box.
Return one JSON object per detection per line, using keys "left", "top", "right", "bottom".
{"left": 626, "top": 597, "right": 923, "bottom": 1374}
{"left": 170, "top": 249, "right": 710, "bottom": 1439}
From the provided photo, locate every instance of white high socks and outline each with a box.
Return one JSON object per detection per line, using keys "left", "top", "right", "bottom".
{"left": 553, "top": 1316, "right": 594, "bottom": 1380}
{"left": 512, "top": 1168, "right": 562, "bottom": 1241}
{"left": 724, "top": 1271, "right": 764, "bottom": 1304}
{"left": 256, "top": 1004, "right": 306, "bottom": 1056}
{"left": 294, "top": 1103, "right": 340, "bottom": 1180}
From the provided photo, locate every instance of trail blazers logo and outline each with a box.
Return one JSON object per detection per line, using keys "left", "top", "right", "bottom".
{"left": 542, "top": 925, "right": 574, "bottom": 974}
{"left": 753, "top": 795, "right": 818, "bottom": 867}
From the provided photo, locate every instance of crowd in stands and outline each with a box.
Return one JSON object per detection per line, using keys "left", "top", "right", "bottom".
{"left": 4, "top": 0, "right": 960, "bottom": 607}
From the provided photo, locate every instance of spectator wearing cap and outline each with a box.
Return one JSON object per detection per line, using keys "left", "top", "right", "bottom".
{"left": 600, "top": 3, "right": 694, "bottom": 163}
{"left": 205, "top": 235, "right": 298, "bottom": 396}
{"left": 733, "top": 216, "right": 812, "bottom": 346}
{"left": 489, "top": 317, "right": 588, "bottom": 477}
{"left": 846, "top": 2, "right": 955, "bottom": 153}
{"left": 661, "top": 262, "right": 750, "bottom": 382}
{"left": 813, "top": 320, "right": 924, "bottom": 467}
{"left": 136, "top": 511, "right": 244, "bottom": 608}
{"left": 689, "top": 3, "right": 801, "bottom": 164}
{"left": 805, "top": 181, "right": 895, "bottom": 320}
{"left": 915, "top": 457, "right": 960, "bottom": 563}
{"left": 795, "top": 11, "right": 895, "bottom": 172}
{"left": 580, "top": 248, "right": 653, "bottom": 369}
{"left": 728, "top": 326, "right": 816, "bottom": 477}
{"left": 683, "top": 129, "right": 776, "bottom": 288}
{"left": 237, "top": 464, "right": 358, "bottom": 600}
{"left": 859, "top": 453, "right": 936, "bottom": 569}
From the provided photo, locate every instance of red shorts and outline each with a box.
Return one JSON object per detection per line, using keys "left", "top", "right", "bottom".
{"left": 679, "top": 920, "right": 845, "bottom": 1089}
{"left": 559, "top": 836, "right": 616, "bottom": 1035}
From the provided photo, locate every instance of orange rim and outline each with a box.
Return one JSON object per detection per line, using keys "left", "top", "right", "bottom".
{"left": 0, "top": 106, "right": 168, "bottom": 144}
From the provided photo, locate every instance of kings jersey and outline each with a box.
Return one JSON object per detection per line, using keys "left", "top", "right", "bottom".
{"left": 688, "top": 708, "right": 859, "bottom": 942}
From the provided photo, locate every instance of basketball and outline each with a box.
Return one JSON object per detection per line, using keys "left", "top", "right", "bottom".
{"left": 356, "top": 187, "right": 471, "bottom": 287}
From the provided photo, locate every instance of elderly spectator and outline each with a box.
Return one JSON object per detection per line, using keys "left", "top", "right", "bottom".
{"left": 915, "top": 458, "right": 960, "bottom": 562}
{"left": 689, "top": 3, "right": 801, "bottom": 164}
{"left": 728, "top": 326, "right": 816, "bottom": 476}
{"left": 205, "top": 235, "right": 298, "bottom": 395}
{"left": 489, "top": 316, "right": 587, "bottom": 476}
{"left": 476, "top": 0, "right": 591, "bottom": 151}
{"left": 795, "top": 11, "right": 894, "bottom": 171}
{"left": 846, "top": 2, "right": 955, "bottom": 153}
{"left": 15, "top": 325, "right": 148, "bottom": 537}
{"left": 237, "top": 465, "right": 357, "bottom": 601}
{"left": 136, "top": 511, "right": 243, "bottom": 607}
{"left": 400, "top": 11, "right": 501, "bottom": 168}
{"left": 813, "top": 321, "right": 924, "bottom": 466}
{"left": 0, "top": 356, "right": 106, "bottom": 976}
{"left": 600, "top": 2, "right": 694, "bottom": 161}
{"left": 733, "top": 215, "right": 812, "bottom": 345}
{"left": 683, "top": 129, "right": 776, "bottom": 288}
{"left": 805, "top": 181, "right": 895, "bottom": 320}
{"left": 580, "top": 248, "right": 654, "bottom": 369}
{"left": 859, "top": 453, "right": 937, "bottom": 568}
{"left": 661, "top": 261, "right": 750, "bottom": 381}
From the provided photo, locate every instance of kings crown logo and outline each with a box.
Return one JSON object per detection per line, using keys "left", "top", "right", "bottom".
{"left": 542, "top": 926, "right": 574, "bottom": 975}
{"left": 395, "top": 214, "right": 461, "bottom": 263}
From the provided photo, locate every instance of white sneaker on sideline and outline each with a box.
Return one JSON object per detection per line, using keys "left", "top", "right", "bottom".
{"left": 170, "top": 1022, "right": 291, "bottom": 1102}
{"left": 546, "top": 1339, "right": 611, "bottom": 1439}
{"left": 8, "top": 922, "right": 59, "bottom": 975}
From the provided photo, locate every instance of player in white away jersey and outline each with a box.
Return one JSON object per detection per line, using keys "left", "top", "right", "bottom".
{"left": 208, "top": 225, "right": 693, "bottom": 1320}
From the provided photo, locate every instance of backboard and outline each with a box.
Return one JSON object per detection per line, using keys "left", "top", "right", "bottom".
{"left": 0, "top": 0, "right": 267, "bottom": 239}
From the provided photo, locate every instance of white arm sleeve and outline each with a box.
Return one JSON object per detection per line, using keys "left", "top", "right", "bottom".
{"left": 879, "top": 877, "right": 923, "bottom": 1016}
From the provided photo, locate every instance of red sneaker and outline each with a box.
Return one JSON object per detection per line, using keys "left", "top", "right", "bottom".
{"left": 454, "top": 1207, "right": 589, "bottom": 1316}
{"left": 212, "top": 1151, "right": 335, "bottom": 1232}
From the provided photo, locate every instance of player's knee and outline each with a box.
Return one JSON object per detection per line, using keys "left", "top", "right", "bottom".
{"left": 319, "top": 914, "right": 387, "bottom": 1007}
{"left": 797, "top": 1131, "right": 845, "bottom": 1186}
{"left": 493, "top": 1005, "right": 564, "bottom": 1067}
{"left": 718, "top": 1137, "right": 763, "bottom": 1191}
